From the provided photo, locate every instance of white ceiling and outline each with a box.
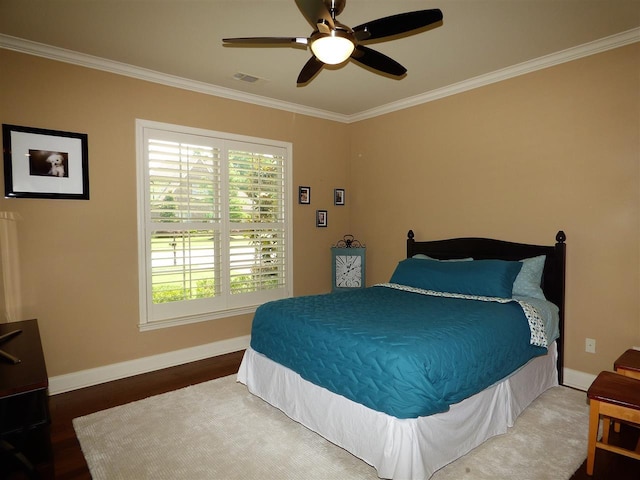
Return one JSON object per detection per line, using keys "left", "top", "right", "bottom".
{"left": 1, "top": 0, "right": 639, "bottom": 120}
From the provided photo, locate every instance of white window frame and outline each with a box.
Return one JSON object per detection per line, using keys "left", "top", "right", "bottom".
{"left": 136, "top": 119, "right": 293, "bottom": 331}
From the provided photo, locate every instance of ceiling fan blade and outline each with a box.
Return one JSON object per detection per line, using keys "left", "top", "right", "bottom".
{"left": 350, "top": 45, "right": 406, "bottom": 77}
{"left": 353, "top": 9, "right": 443, "bottom": 42}
{"left": 297, "top": 56, "right": 325, "bottom": 84}
{"left": 223, "top": 37, "right": 308, "bottom": 46}
{"left": 295, "top": 0, "right": 335, "bottom": 33}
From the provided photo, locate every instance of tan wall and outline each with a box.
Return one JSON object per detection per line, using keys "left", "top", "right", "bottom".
{"left": 350, "top": 43, "right": 640, "bottom": 376}
{"left": 1, "top": 43, "right": 638, "bottom": 380}
{"left": 0, "top": 49, "right": 350, "bottom": 377}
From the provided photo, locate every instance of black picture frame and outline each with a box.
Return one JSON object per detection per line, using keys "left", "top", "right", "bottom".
{"left": 2, "top": 124, "right": 89, "bottom": 200}
{"left": 299, "top": 186, "right": 310, "bottom": 204}
{"left": 334, "top": 188, "right": 345, "bottom": 205}
{"left": 316, "top": 209, "right": 327, "bottom": 227}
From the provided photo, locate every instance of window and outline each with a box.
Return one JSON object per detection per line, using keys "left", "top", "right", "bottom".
{"left": 136, "top": 120, "right": 292, "bottom": 330}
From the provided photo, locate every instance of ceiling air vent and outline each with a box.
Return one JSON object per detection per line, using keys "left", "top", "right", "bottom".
{"left": 233, "top": 72, "right": 262, "bottom": 83}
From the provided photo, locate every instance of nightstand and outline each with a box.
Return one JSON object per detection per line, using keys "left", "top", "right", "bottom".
{"left": 614, "top": 349, "right": 640, "bottom": 380}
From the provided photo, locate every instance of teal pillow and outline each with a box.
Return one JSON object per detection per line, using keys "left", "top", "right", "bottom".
{"left": 513, "top": 255, "right": 546, "bottom": 300}
{"left": 390, "top": 258, "right": 522, "bottom": 298}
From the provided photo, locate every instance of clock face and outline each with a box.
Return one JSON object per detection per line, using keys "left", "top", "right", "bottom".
{"left": 335, "top": 255, "right": 362, "bottom": 288}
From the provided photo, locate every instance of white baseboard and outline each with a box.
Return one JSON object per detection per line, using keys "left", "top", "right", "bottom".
{"left": 48, "top": 335, "right": 250, "bottom": 395}
{"left": 563, "top": 367, "right": 596, "bottom": 392}
{"left": 48, "top": 340, "right": 596, "bottom": 396}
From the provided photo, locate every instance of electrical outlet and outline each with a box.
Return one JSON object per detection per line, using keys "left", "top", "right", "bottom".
{"left": 585, "top": 338, "right": 596, "bottom": 354}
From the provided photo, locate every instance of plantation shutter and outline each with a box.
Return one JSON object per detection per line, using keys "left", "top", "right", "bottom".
{"left": 228, "top": 145, "right": 287, "bottom": 299}
{"left": 144, "top": 130, "right": 223, "bottom": 321}
{"left": 138, "top": 121, "right": 291, "bottom": 328}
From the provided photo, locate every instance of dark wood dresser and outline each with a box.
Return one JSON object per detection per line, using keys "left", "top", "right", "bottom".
{"left": 0, "top": 319, "right": 52, "bottom": 478}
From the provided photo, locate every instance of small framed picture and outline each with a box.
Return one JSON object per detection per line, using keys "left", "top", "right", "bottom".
{"left": 316, "top": 209, "right": 327, "bottom": 227}
{"left": 2, "top": 124, "right": 89, "bottom": 200}
{"left": 299, "top": 186, "right": 311, "bottom": 204}
{"left": 334, "top": 188, "right": 345, "bottom": 206}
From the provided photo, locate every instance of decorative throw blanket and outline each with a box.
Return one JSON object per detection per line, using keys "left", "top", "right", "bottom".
{"left": 250, "top": 285, "right": 548, "bottom": 418}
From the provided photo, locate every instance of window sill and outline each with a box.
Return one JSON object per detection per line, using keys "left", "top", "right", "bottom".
{"left": 139, "top": 305, "right": 258, "bottom": 332}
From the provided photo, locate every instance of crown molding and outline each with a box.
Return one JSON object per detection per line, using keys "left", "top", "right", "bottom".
{"left": 0, "top": 34, "right": 349, "bottom": 123}
{"left": 1, "top": 28, "right": 638, "bottom": 124}
{"left": 348, "top": 27, "right": 640, "bottom": 123}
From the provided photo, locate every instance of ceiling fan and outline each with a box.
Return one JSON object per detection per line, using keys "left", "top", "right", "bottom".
{"left": 223, "top": 0, "right": 443, "bottom": 85}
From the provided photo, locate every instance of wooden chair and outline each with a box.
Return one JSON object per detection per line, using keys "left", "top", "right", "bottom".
{"left": 615, "top": 349, "right": 640, "bottom": 379}
{"left": 586, "top": 371, "right": 640, "bottom": 475}
{"left": 613, "top": 349, "right": 640, "bottom": 434}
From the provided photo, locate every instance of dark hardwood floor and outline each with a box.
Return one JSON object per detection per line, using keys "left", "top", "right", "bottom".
{"left": 4, "top": 350, "right": 245, "bottom": 479}
{"left": 4, "top": 350, "right": 638, "bottom": 479}
{"left": 569, "top": 422, "right": 640, "bottom": 480}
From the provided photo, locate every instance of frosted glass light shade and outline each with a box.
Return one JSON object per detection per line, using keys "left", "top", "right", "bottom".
{"left": 310, "top": 34, "right": 354, "bottom": 65}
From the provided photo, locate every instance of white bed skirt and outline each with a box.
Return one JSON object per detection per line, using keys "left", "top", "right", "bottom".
{"left": 237, "top": 342, "right": 558, "bottom": 480}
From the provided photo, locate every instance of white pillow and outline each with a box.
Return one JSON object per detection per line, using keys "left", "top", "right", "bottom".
{"left": 412, "top": 254, "right": 473, "bottom": 261}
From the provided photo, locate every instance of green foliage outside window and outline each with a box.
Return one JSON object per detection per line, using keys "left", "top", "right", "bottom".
{"left": 150, "top": 148, "right": 284, "bottom": 304}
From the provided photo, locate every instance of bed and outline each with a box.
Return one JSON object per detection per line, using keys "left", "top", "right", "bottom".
{"left": 237, "top": 230, "right": 566, "bottom": 479}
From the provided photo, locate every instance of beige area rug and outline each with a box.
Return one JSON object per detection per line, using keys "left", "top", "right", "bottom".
{"left": 73, "top": 376, "right": 589, "bottom": 480}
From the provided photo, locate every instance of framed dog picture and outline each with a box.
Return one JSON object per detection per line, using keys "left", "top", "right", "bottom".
{"left": 2, "top": 124, "right": 89, "bottom": 200}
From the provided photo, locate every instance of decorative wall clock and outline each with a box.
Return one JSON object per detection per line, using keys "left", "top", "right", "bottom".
{"left": 331, "top": 235, "right": 366, "bottom": 292}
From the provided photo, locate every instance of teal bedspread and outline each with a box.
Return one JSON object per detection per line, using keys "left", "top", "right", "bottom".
{"left": 250, "top": 284, "right": 548, "bottom": 419}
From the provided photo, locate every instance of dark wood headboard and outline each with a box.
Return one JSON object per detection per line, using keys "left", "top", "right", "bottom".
{"left": 406, "top": 230, "right": 567, "bottom": 384}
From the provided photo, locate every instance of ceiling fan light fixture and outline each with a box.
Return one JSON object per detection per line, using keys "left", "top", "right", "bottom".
{"left": 310, "top": 31, "right": 354, "bottom": 65}
{"left": 224, "top": 2, "right": 444, "bottom": 85}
